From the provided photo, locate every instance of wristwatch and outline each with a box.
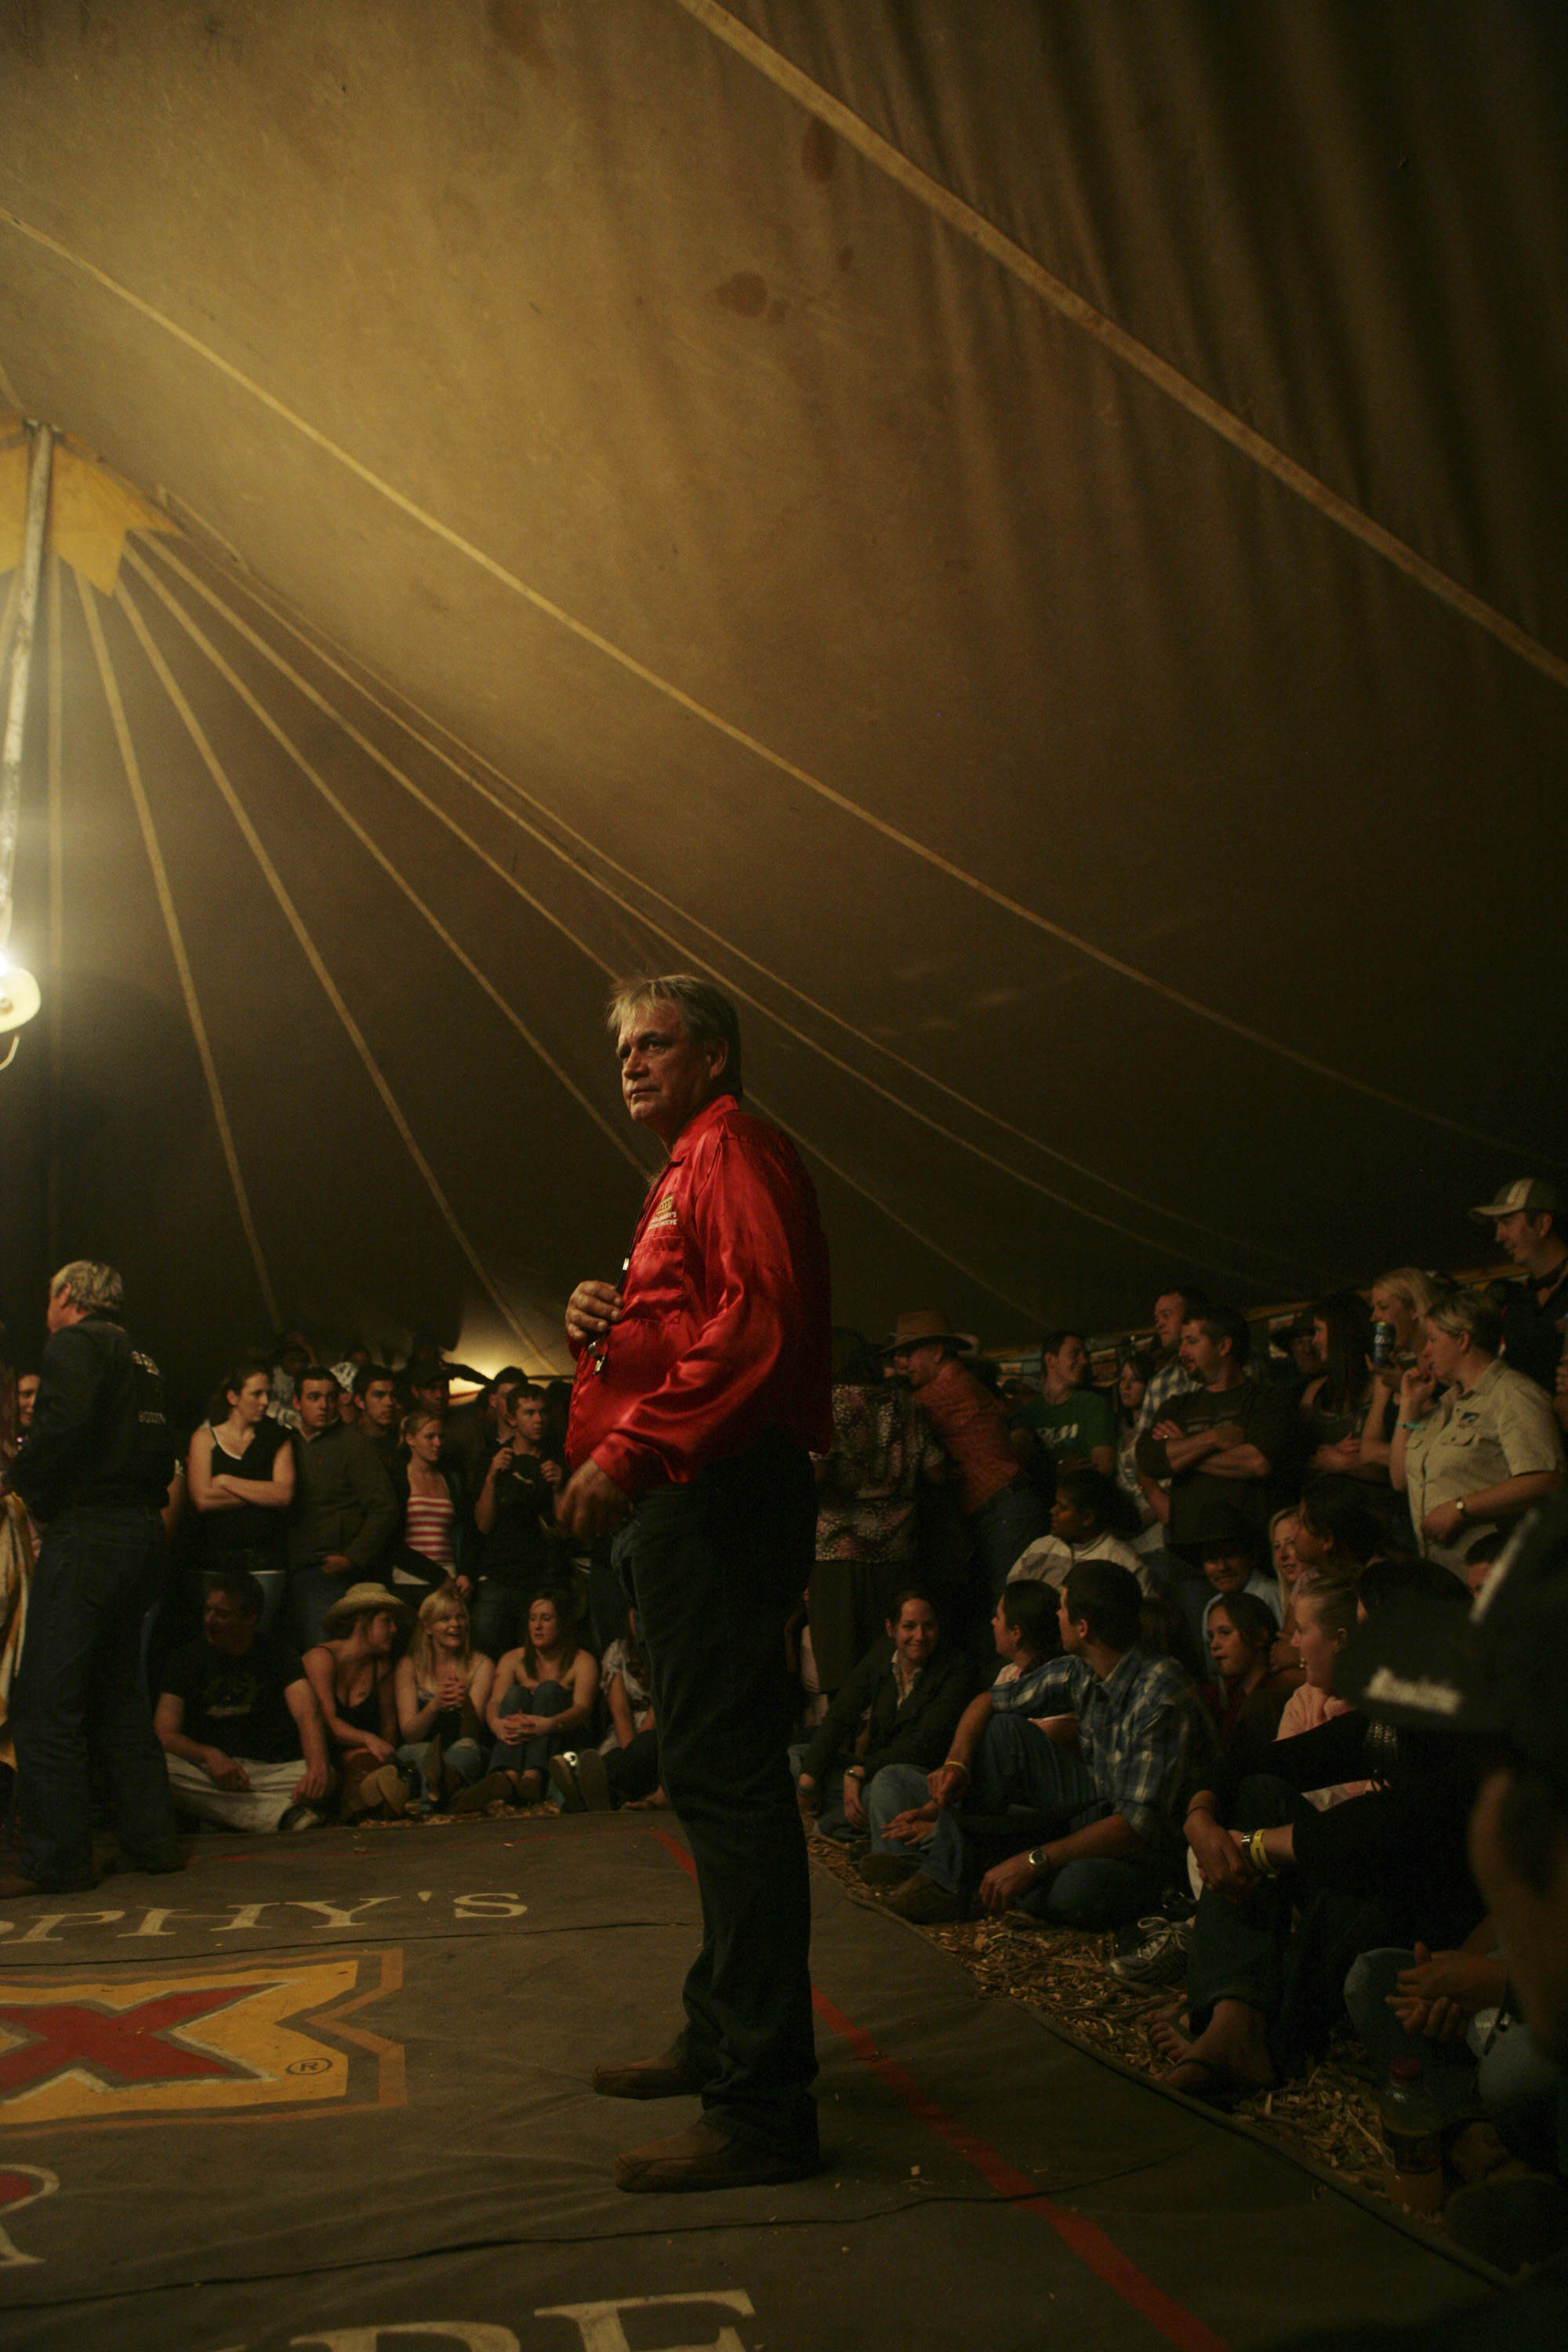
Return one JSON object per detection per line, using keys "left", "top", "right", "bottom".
{"left": 1027, "top": 1845, "right": 1051, "bottom": 1876}
{"left": 1454, "top": 1497, "right": 1468, "bottom": 1522}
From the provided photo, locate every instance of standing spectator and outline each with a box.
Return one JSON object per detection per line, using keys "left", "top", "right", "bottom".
{"left": 1137, "top": 1305, "right": 1299, "bottom": 1566}
{"left": 1471, "top": 1179, "right": 1568, "bottom": 1402}
{"left": 887, "top": 1312, "right": 1048, "bottom": 1602}
{"left": 266, "top": 1334, "right": 310, "bottom": 1430}
{"left": 1134, "top": 1288, "right": 1207, "bottom": 1537}
{"left": 439, "top": 1367, "right": 522, "bottom": 1504}
{"left": 1393, "top": 1293, "right": 1566, "bottom": 1572}
{"left": 1019, "top": 1331, "right": 1117, "bottom": 1479}
{"left": 1113, "top": 1350, "right": 1163, "bottom": 1566}
{"left": 1360, "top": 1269, "right": 1443, "bottom": 1499}
{"left": 394, "top": 1588, "right": 500, "bottom": 1811}
{"left": 556, "top": 973, "right": 830, "bottom": 2194}
{"left": 354, "top": 1366, "right": 403, "bottom": 1480}
{"left": 186, "top": 1361, "right": 296, "bottom": 1632}
{"left": 808, "top": 1327, "right": 946, "bottom": 1696}
{"left": 330, "top": 1363, "right": 361, "bottom": 1426}
{"left": 286, "top": 1368, "right": 399, "bottom": 1649}
{"left": 303, "top": 1583, "right": 412, "bottom": 1819}
{"left": 155, "top": 1568, "right": 332, "bottom": 1832}
{"left": 0, "top": 1261, "right": 183, "bottom": 1896}
{"left": 390, "top": 1407, "right": 464, "bottom": 1601}
{"left": 1299, "top": 1290, "right": 1390, "bottom": 1512}
{"left": 472, "top": 1382, "right": 563, "bottom": 1656}
{"left": 794, "top": 1590, "right": 968, "bottom": 1843}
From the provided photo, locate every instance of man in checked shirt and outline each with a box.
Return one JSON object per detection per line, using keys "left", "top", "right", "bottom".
{"left": 555, "top": 975, "right": 831, "bottom": 2194}
{"left": 875, "top": 1559, "right": 1210, "bottom": 1929}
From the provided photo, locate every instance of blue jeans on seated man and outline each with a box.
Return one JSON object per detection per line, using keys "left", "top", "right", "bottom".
{"left": 489, "top": 1679, "right": 572, "bottom": 1775}
{"left": 1345, "top": 1948, "right": 1567, "bottom": 2170}
{"left": 787, "top": 1740, "right": 866, "bottom": 1843}
{"left": 868, "top": 1711, "right": 1177, "bottom": 1929}
{"left": 13, "top": 1505, "right": 181, "bottom": 1888}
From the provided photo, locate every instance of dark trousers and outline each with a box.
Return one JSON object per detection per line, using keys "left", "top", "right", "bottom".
{"left": 626, "top": 1430, "right": 818, "bottom": 2159}
{"left": 12, "top": 1505, "right": 180, "bottom": 1888}
{"left": 604, "top": 1725, "right": 662, "bottom": 1804}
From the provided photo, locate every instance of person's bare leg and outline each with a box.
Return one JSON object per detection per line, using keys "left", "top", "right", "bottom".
{"left": 1159, "top": 1997, "right": 1273, "bottom": 2102}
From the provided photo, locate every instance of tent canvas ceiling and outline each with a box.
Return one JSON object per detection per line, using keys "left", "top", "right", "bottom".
{"left": 1, "top": 0, "right": 1564, "bottom": 1400}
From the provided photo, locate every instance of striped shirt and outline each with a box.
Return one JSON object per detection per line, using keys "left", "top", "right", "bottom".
{"left": 1134, "top": 1352, "right": 1200, "bottom": 1439}
{"left": 403, "top": 1490, "right": 455, "bottom": 1570}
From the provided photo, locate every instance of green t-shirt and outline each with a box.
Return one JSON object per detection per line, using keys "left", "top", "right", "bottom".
{"left": 1021, "top": 1387, "right": 1117, "bottom": 1464}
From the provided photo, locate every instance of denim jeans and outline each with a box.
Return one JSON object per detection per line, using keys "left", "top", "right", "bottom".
{"left": 396, "top": 1735, "right": 486, "bottom": 1807}
{"left": 1343, "top": 1949, "right": 1483, "bottom": 2126}
{"left": 788, "top": 1739, "right": 862, "bottom": 1842}
{"left": 290, "top": 1563, "right": 354, "bottom": 1651}
{"left": 970, "top": 1482, "right": 1051, "bottom": 1603}
{"left": 624, "top": 1429, "right": 818, "bottom": 2161}
{"left": 1479, "top": 2022, "right": 1567, "bottom": 2175}
{"left": 12, "top": 1505, "right": 180, "bottom": 1887}
{"left": 489, "top": 1679, "right": 572, "bottom": 1773}
{"left": 471, "top": 1579, "right": 520, "bottom": 1661}
{"left": 893, "top": 1710, "right": 1178, "bottom": 1929}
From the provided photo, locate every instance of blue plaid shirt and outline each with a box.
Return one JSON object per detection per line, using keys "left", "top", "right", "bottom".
{"left": 1134, "top": 1352, "right": 1199, "bottom": 1439}
{"left": 1006, "top": 1647, "right": 1206, "bottom": 1850}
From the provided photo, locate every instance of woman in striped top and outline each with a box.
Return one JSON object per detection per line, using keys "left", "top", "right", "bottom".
{"left": 397, "top": 1408, "right": 460, "bottom": 1601}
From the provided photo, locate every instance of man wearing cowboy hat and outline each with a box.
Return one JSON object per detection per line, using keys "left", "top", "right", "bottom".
{"left": 886, "top": 1312, "right": 1049, "bottom": 1600}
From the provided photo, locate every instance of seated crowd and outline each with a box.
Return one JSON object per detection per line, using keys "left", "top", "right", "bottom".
{"left": 3, "top": 1176, "right": 1566, "bottom": 2256}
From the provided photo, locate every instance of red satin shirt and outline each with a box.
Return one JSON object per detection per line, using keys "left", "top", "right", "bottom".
{"left": 565, "top": 1094, "right": 833, "bottom": 1498}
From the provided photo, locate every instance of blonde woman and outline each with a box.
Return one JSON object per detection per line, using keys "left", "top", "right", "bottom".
{"left": 1359, "top": 1268, "right": 1443, "bottom": 1480}
{"left": 1393, "top": 1292, "right": 1565, "bottom": 1570}
{"left": 394, "top": 1589, "right": 503, "bottom": 1813}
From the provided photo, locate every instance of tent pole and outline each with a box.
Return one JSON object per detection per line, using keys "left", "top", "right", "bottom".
{"left": 0, "top": 421, "right": 53, "bottom": 957}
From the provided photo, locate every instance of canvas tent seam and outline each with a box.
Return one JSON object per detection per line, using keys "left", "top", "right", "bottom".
{"left": 111, "top": 575, "right": 561, "bottom": 1371}
{"left": 125, "top": 543, "right": 1047, "bottom": 1319}
{"left": 0, "top": 205, "right": 1546, "bottom": 1164}
{"left": 674, "top": 0, "right": 1568, "bottom": 700}
{"left": 133, "top": 541, "right": 1312, "bottom": 1281}
{"left": 74, "top": 572, "right": 281, "bottom": 1330}
{"left": 122, "top": 550, "right": 651, "bottom": 1183}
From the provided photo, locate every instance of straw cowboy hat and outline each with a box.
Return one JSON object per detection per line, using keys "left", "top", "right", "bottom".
{"left": 879, "top": 1311, "right": 978, "bottom": 1356}
{"left": 321, "top": 1581, "right": 416, "bottom": 1634}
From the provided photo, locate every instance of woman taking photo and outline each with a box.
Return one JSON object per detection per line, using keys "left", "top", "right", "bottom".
{"left": 187, "top": 1361, "right": 296, "bottom": 1630}
{"left": 1392, "top": 1292, "right": 1565, "bottom": 1572}
{"left": 486, "top": 1588, "right": 599, "bottom": 1805}
{"left": 394, "top": 1588, "right": 503, "bottom": 1813}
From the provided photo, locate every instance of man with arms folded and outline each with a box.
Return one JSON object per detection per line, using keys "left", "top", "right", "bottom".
{"left": 556, "top": 975, "right": 831, "bottom": 2194}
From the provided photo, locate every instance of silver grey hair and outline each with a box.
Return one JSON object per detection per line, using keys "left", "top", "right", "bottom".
{"left": 51, "top": 1260, "right": 124, "bottom": 1316}
{"left": 605, "top": 975, "right": 742, "bottom": 1098}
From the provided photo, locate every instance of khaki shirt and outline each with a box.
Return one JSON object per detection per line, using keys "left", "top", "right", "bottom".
{"left": 1405, "top": 1359, "right": 1565, "bottom": 1559}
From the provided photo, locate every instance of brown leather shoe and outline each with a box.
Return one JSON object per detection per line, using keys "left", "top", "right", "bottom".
{"left": 593, "top": 2044, "right": 710, "bottom": 2100}
{"left": 878, "top": 1871, "right": 967, "bottom": 1924}
{"left": 613, "top": 2121, "right": 819, "bottom": 2194}
{"left": 857, "top": 1854, "right": 918, "bottom": 1888}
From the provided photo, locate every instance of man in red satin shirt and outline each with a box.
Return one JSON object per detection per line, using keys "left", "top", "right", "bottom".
{"left": 557, "top": 975, "right": 831, "bottom": 2194}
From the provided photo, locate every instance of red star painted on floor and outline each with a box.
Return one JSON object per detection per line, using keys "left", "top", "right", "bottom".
{"left": 0, "top": 1991, "right": 248, "bottom": 2095}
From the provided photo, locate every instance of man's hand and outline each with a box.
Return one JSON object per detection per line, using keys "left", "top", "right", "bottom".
{"left": 293, "top": 1760, "right": 328, "bottom": 1803}
{"left": 883, "top": 1804, "right": 938, "bottom": 1846}
{"left": 926, "top": 1762, "right": 968, "bottom": 1808}
{"left": 555, "top": 1458, "right": 631, "bottom": 1541}
{"left": 978, "top": 1850, "right": 1041, "bottom": 1915}
{"left": 485, "top": 1446, "right": 515, "bottom": 1483}
{"left": 843, "top": 1773, "right": 867, "bottom": 1828}
{"left": 1152, "top": 1419, "right": 1183, "bottom": 1442}
{"left": 1421, "top": 1499, "right": 1468, "bottom": 1544}
{"left": 322, "top": 1553, "right": 352, "bottom": 1577}
{"left": 539, "top": 1460, "right": 563, "bottom": 1489}
{"left": 361, "top": 1735, "right": 395, "bottom": 1766}
{"left": 564, "top": 1279, "right": 624, "bottom": 1351}
{"left": 1393, "top": 1944, "right": 1499, "bottom": 2015}
{"left": 202, "top": 1748, "right": 249, "bottom": 1791}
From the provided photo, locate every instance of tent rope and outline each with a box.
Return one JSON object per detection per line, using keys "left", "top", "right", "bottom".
{"left": 0, "top": 201, "right": 1550, "bottom": 1166}
{"left": 132, "top": 542, "right": 1303, "bottom": 1280}
{"left": 112, "top": 575, "right": 561, "bottom": 1371}
{"left": 75, "top": 573, "right": 281, "bottom": 1330}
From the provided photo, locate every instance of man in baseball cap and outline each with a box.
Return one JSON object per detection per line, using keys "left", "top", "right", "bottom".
{"left": 1469, "top": 1181, "right": 1568, "bottom": 1403}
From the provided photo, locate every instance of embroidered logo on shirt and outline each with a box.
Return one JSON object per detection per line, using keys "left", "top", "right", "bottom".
{"left": 647, "top": 1192, "right": 679, "bottom": 1233}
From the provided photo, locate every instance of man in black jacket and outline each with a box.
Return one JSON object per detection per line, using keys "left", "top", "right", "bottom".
{"left": 286, "top": 1367, "right": 399, "bottom": 1647}
{"left": 0, "top": 1261, "right": 183, "bottom": 1895}
{"left": 794, "top": 1589, "right": 970, "bottom": 1841}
